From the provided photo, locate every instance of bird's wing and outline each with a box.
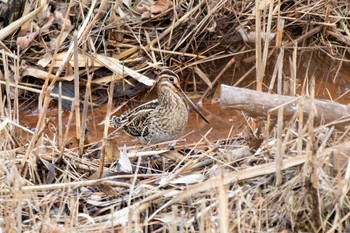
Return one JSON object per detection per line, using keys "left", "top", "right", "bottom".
{"left": 127, "top": 99, "right": 159, "bottom": 115}
{"left": 112, "top": 99, "right": 159, "bottom": 137}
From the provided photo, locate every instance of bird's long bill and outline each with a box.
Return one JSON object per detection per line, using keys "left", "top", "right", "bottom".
{"left": 178, "top": 88, "right": 209, "bottom": 123}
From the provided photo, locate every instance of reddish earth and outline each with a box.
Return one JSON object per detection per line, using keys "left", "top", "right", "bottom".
{"left": 19, "top": 96, "right": 243, "bottom": 148}
{"left": 18, "top": 53, "right": 350, "bottom": 149}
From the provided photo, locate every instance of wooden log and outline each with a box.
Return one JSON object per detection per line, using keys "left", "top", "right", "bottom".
{"left": 220, "top": 84, "right": 350, "bottom": 130}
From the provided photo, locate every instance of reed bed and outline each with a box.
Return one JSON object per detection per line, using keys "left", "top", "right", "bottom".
{"left": 0, "top": 0, "right": 350, "bottom": 232}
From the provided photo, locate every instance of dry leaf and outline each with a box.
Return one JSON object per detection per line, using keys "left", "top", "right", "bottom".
{"left": 137, "top": 0, "right": 172, "bottom": 19}
{"left": 94, "top": 54, "right": 156, "bottom": 86}
{"left": 22, "top": 67, "right": 74, "bottom": 81}
{"left": 92, "top": 75, "right": 123, "bottom": 84}
{"left": 117, "top": 146, "right": 132, "bottom": 173}
{"left": 169, "top": 173, "right": 204, "bottom": 184}
{"left": 136, "top": 5, "right": 150, "bottom": 13}
{"left": 194, "top": 66, "right": 212, "bottom": 88}
{"left": 18, "top": 1, "right": 34, "bottom": 36}
{"left": 40, "top": 15, "right": 55, "bottom": 33}
{"left": 155, "top": 213, "right": 183, "bottom": 224}
{"left": 77, "top": 213, "right": 95, "bottom": 225}
{"left": 54, "top": 10, "right": 72, "bottom": 29}
{"left": 37, "top": 53, "right": 52, "bottom": 67}
{"left": 16, "top": 13, "right": 54, "bottom": 50}
{"left": 150, "top": 0, "right": 172, "bottom": 14}
{"left": 106, "top": 139, "right": 119, "bottom": 162}
{"left": 237, "top": 28, "right": 276, "bottom": 44}
{"left": 161, "top": 150, "right": 184, "bottom": 161}
{"left": 39, "top": 218, "right": 65, "bottom": 233}
{"left": 109, "top": 207, "right": 130, "bottom": 225}
{"left": 16, "top": 31, "right": 39, "bottom": 50}
{"left": 40, "top": 159, "right": 56, "bottom": 183}
{"left": 141, "top": 11, "right": 151, "bottom": 19}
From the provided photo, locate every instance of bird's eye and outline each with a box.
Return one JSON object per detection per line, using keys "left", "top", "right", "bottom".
{"left": 168, "top": 77, "right": 174, "bottom": 82}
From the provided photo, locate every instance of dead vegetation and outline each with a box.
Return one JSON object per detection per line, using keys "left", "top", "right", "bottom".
{"left": 1, "top": 0, "right": 350, "bottom": 232}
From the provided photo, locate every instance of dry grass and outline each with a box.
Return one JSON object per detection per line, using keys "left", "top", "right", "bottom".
{"left": 1, "top": 0, "right": 350, "bottom": 232}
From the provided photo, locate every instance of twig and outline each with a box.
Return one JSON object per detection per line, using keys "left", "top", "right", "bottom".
{"left": 198, "top": 57, "right": 236, "bottom": 105}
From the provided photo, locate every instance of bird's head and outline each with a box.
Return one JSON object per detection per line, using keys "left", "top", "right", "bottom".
{"left": 157, "top": 69, "right": 181, "bottom": 93}
{"left": 156, "top": 69, "right": 209, "bottom": 124}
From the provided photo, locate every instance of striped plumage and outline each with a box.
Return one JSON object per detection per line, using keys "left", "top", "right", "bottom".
{"left": 110, "top": 69, "right": 208, "bottom": 144}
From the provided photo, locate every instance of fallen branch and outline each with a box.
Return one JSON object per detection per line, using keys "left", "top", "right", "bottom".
{"left": 220, "top": 84, "right": 350, "bottom": 130}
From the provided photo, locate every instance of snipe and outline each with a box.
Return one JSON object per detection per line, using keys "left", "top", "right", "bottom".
{"left": 110, "top": 69, "right": 208, "bottom": 144}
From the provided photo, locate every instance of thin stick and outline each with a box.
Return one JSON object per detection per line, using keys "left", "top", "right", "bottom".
{"left": 74, "top": 32, "right": 81, "bottom": 140}
{"left": 14, "top": 48, "right": 19, "bottom": 124}
{"left": 98, "top": 74, "right": 115, "bottom": 178}
{"left": 198, "top": 57, "right": 236, "bottom": 105}
{"left": 79, "top": 60, "right": 91, "bottom": 157}
{"left": 217, "top": 168, "right": 229, "bottom": 233}
{"left": 2, "top": 51, "right": 12, "bottom": 120}
{"left": 276, "top": 107, "right": 283, "bottom": 186}
{"left": 0, "top": 80, "right": 74, "bottom": 101}
{"left": 0, "top": 58, "right": 3, "bottom": 118}
{"left": 0, "top": 176, "right": 131, "bottom": 194}
{"left": 268, "top": 47, "right": 284, "bottom": 93}
{"left": 59, "top": 101, "right": 76, "bottom": 161}
{"left": 276, "top": 0, "right": 283, "bottom": 48}
{"left": 255, "top": 0, "right": 262, "bottom": 91}
{"left": 260, "top": 0, "right": 274, "bottom": 89}
{"left": 233, "top": 65, "right": 255, "bottom": 87}
{"left": 58, "top": 82, "right": 63, "bottom": 154}
{"left": 149, "top": 47, "right": 208, "bottom": 59}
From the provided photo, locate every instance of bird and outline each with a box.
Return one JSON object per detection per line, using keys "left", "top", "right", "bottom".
{"left": 110, "top": 69, "right": 209, "bottom": 144}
